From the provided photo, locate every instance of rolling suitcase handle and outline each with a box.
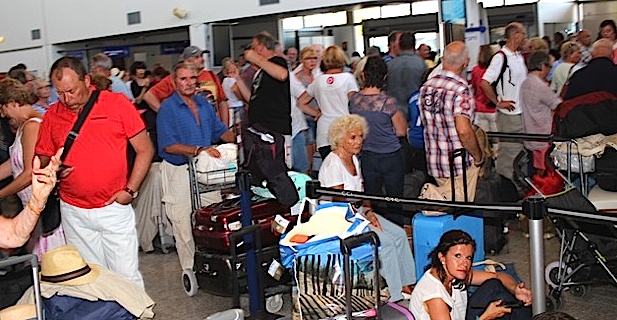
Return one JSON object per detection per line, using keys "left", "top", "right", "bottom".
{"left": 449, "top": 148, "right": 468, "bottom": 203}
{"left": 341, "top": 231, "right": 381, "bottom": 320}
{"left": 0, "top": 254, "right": 44, "bottom": 320}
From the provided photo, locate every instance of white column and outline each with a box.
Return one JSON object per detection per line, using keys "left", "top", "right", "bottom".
{"left": 188, "top": 23, "right": 211, "bottom": 69}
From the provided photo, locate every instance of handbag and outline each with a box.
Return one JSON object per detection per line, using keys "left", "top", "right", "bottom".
{"left": 419, "top": 148, "right": 480, "bottom": 216}
{"left": 40, "top": 90, "right": 100, "bottom": 235}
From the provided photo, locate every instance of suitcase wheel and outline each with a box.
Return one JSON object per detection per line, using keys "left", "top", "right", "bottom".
{"left": 265, "top": 294, "right": 283, "bottom": 313}
{"left": 182, "top": 269, "right": 199, "bottom": 296}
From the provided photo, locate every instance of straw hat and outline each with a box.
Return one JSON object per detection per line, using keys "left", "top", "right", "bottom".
{"left": 0, "top": 304, "right": 36, "bottom": 320}
{"left": 40, "top": 245, "right": 100, "bottom": 286}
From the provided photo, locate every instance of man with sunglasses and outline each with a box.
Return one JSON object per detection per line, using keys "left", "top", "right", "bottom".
{"left": 480, "top": 22, "right": 528, "bottom": 187}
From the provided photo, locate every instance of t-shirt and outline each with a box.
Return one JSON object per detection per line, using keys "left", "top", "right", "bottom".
{"left": 470, "top": 65, "right": 494, "bottom": 114}
{"left": 289, "top": 75, "right": 309, "bottom": 138}
{"left": 157, "top": 92, "right": 229, "bottom": 166}
{"left": 35, "top": 89, "right": 146, "bottom": 208}
{"left": 149, "top": 69, "right": 227, "bottom": 107}
{"left": 318, "top": 153, "right": 363, "bottom": 192}
{"left": 482, "top": 47, "right": 527, "bottom": 115}
{"left": 520, "top": 74, "right": 561, "bottom": 151}
{"left": 387, "top": 52, "right": 427, "bottom": 115}
{"left": 306, "top": 72, "right": 358, "bottom": 148}
{"left": 409, "top": 270, "right": 467, "bottom": 320}
{"left": 349, "top": 92, "right": 400, "bottom": 154}
{"left": 407, "top": 91, "right": 424, "bottom": 149}
{"left": 550, "top": 62, "right": 581, "bottom": 96}
{"left": 222, "top": 77, "right": 244, "bottom": 109}
{"left": 248, "top": 56, "right": 292, "bottom": 135}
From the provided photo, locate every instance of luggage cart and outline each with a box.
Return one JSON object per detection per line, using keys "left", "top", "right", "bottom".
{"left": 186, "top": 157, "right": 287, "bottom": 314}
{"left": 0, "top": 254, "right": 44, "bottom": 320}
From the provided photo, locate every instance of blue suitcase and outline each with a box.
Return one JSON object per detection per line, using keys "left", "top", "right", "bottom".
{"left": 412, "top": 213, "right": 485, "bottom": 280}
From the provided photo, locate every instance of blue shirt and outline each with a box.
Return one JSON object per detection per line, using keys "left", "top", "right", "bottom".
{"left": 157, "top": 92, "right": 229, "bottom": 165}
{"left": 407, "top": 91, "right": 424, "bottom": 149}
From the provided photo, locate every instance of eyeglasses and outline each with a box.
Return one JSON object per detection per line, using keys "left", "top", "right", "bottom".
{"left": 304, "top": 57, "right": 318, "bottom": 61}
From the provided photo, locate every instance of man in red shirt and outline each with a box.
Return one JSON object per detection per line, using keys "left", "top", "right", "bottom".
{"left": 35, "top": 57, "right": 154, "bottom": 288}
{"left": 144, "top": 46, "right": 230, "bottom": 126}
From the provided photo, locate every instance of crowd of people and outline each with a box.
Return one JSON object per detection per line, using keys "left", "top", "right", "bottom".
{"left": 1, "top": 17, "right": 616, "bottom": 318}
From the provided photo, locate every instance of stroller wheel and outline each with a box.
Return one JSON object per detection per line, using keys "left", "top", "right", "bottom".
{"left": 570, "top": 284, "right": 588, "bottom": 297}
{"left": 182, "top": 269, "right": 199, "bottom": 296}
{"left": 265, "top": 294, "right": 284, "bottom": 313}
{"left": 546, "top": 294, "right": 562, "bottom": 311}
{"left": 545, "top": 261, "right": 571, "bottom": 288}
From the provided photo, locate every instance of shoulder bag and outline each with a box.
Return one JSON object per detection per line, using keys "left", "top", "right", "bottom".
{"left": 41, "top": 90, "right": 100, "bottom": 235}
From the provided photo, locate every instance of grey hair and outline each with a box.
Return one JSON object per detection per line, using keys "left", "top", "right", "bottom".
{"left": 90, "top": 53, "right": 113, "bottom": 71}
{"left": 172, "top": 61, "right": 198, "bottom": 77}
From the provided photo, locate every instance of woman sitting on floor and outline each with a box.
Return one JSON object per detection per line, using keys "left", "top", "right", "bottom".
{"left": 410, "top": 230, "right": 532, "bottom": 320}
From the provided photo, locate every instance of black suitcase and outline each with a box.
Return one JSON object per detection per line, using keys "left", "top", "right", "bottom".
{"left": 194, "top": 245, "right": 289, "bottom": 297}
{"left": 596, "top": 148, "right": 617, "bottom": 191}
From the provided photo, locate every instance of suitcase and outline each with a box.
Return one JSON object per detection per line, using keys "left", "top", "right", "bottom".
{"left": 341, "top": 232, "right": 415, "bottom": 320}
{"left": 595, "top": 148, "right": 617, "bottom": 191}
{"left": 193, "top": 196, "right": 303, "bottom": 252}
{"left": 193, "top": 245, "right": 289, "bottom": 297}
{"left": 412, "top": 214, "right": 485, "bottom": 280}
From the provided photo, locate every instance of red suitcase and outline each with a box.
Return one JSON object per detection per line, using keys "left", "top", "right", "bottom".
{"left": 193, "top": 196, "right": 302, "bottom": 252}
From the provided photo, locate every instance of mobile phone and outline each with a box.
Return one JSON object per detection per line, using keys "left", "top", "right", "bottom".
{"left": 501, "top": 301, "right": 524, "bottom": 308}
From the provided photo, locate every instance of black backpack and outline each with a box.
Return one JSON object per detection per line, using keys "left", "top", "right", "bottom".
{"left": 488, "top": 50, "right": 508, "bottom": 107}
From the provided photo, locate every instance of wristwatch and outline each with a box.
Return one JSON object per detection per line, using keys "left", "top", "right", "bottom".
{"left": 124, "top": 186, "right": 139, "bottom": 199}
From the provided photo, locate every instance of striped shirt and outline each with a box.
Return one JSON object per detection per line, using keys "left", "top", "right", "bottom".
{"left": 419, "top": 69, "right": 475, "bottom": 178}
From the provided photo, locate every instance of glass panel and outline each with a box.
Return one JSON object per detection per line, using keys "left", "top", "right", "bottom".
{"left": 368, "top": 36, "right": 388, "bottom": 54}
{"left": 304, "top": 11, "right": 347, "bottom": 28}
{"left": 412, "top": 0, "right": 439, "bottom": 15}
{"left": 353, "top": 7, "right": 381, "bottom": 24}
{"left": 282, "top": 16, "right": 304, "bottom": 30}
{"left": 415, "top": 32, "right": 438, "bottom": 54}
{"left": 354, "top": 25, "right": 365, "bottom": 56}
{"left": 381, "top": 3, "right": 411, "bottom": 18}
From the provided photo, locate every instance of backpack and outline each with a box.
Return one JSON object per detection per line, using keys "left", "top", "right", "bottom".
{"left": 488, "top": 50, "right": 508, "bottom": 106}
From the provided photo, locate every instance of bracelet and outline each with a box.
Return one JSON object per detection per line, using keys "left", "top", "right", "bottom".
{"left": 194, "top": 146, "right": 200, "bottom": 156}
{"left": 27, "top": 201, "right": 45, "bottom": 216}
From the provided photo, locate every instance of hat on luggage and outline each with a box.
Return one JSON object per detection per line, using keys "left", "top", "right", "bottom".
{"left": 0, "top": 304, "right": 36, "bottom": 320}
{"left": 40, "top": 245, "right": 100, "bottom": 286}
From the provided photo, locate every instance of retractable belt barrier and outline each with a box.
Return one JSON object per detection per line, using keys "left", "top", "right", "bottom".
{"left": 306, "top": 179, "right": 617, "bottom": 316}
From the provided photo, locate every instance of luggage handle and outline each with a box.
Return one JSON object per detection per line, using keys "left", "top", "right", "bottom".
{"left": 341, "top": 231, "right": 381, "bottom": 320}
{"left": 449, "top": 148, "right": 468, "bottom": 202}
{"left": 0, "top": 254, "right": 44, "bottom": 320}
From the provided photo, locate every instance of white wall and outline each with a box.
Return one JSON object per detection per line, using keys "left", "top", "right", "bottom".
{"left": 0, "top": 47, "right": 48, "bottom": 77}
{"left": 0, "top": 0, "right": 45, "bottom": 51}
{"left": 537, "top": 2, "right": 577, "bottom": 37}
{"left": 36, "top": 0, "right": 377, "bottom": 45}
{"left": 581, "top": 1, "right": 617, "bottom": 35}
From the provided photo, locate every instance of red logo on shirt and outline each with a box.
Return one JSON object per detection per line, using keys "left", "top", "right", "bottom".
{"left": 326, "top": 76, "right": 334, "bottom": 85}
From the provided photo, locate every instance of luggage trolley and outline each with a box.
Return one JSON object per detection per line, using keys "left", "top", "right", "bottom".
{"left": 186, "top": 156, "right": 288, "bottom": 314}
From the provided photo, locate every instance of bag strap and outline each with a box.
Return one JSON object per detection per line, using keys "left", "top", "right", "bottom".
{"left": 60, "top": 90, "right": 100, "bottom": 162}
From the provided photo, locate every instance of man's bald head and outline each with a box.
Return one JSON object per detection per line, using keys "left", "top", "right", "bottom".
{"left": 591, "top": 38, "right": 614, "bottom": 59}
{"left": 442, "top": 41, "right": 469, "bottom": 73}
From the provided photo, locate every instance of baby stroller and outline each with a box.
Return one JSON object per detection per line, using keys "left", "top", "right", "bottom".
{"left": 514, "top": 149, "right": 617, "bottom": 311}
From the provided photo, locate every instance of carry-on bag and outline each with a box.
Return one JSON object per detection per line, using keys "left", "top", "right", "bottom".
{"left": 341, "top": 232, "right": 415, "bottom": 320}
{"left": 595, "top": 147, "right": 617, "bottom": 191}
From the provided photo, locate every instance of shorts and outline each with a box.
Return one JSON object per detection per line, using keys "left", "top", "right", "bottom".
{"left": 304, "top": 119, "right": 316, "bottom": 145}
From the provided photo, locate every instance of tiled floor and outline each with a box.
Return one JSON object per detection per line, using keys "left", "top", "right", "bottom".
{"left": 139, "top": 220, "right": 617, "bottom": 319}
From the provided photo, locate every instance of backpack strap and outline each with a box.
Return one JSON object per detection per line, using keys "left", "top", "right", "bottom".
{"left": 494, "top": 50, "right": 508, "bottom": 93}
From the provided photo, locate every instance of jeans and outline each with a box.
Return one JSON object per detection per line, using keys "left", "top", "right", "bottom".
{"left": 466, "top": 278, "right": 532, "bottom": 320}
{"left": 292, "top": 131, "right": 309, "bottom": 173}
{"left": 361, "top": 149, "right": 406, "bottom": 225}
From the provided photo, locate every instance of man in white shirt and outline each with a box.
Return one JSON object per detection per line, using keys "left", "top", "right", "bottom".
{"left": 480, "top": 22, "right": 528, "bottom": 184}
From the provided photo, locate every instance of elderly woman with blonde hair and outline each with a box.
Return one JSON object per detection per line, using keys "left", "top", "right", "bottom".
{"left": 318, "top": 114, "right": 416, "bottom": 302}
{"left": 550, "top": 41, "right": 582, "bottom": 96}
{"left": 297, "top": 45, "right": 358, "bottom": 160}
